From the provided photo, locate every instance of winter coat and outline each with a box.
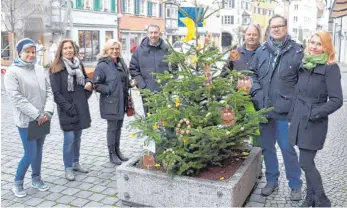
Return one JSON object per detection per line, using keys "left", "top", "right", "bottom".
{"left": 250, "top": 38, "right": 304, "bottom": 120}
{"left": 4, "top": 64, "right": 55, "bottom": 128}
{"left": 49, "top": 61, "right": 92, "bottom": 131}
{"left": 288, "top": 63, "right": 343, "bottom": 150}
{"left": 93, "top": 57, "right": 129, "bottom": 121}
{"left": 129, "top": 37, "right": 178, "bottom": 92}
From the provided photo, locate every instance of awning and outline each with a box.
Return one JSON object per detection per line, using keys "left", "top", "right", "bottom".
{"left": 330, "top": 0, "right": 347, "bottom": 18}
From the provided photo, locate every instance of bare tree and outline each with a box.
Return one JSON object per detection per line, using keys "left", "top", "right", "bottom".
{"left": 1, "top": 0, "right": 49, "bottom": 60}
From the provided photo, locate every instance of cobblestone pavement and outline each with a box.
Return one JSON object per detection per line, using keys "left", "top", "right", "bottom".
{"left": 1, "top": 64, "right": 347, "bottom": 207}
{"left": 246, "top": 64, "right": 347, "bottom": 207}
{"left": 1, "top": 80, "right": 146, "bottom": 207}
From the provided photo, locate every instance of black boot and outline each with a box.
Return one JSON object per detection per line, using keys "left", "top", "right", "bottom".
{"left": 108, "top": 145, "right": 122, "bottom": 165}
{"left": 315, "top": 193, "right": 331, "bottom": 207}
{"left": 300, "top": 189, "right": 315, "bottom": 207}
{"left": 115, "top": 142, "right": 129, "bottom": 161}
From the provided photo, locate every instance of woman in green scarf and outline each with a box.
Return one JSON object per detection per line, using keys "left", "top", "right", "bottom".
{"left": 287, "top": 31, "right": 343, "bottom": 207}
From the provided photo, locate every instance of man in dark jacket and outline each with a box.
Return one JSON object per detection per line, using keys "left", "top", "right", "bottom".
{"left": 221, "top": 24, "right": 261, "bottom": 74}
{"left": 250, "top": 15, "right": 303, "bottom": 200}
{"left": 129, "top": 24, "right": 177, "bottom": 92}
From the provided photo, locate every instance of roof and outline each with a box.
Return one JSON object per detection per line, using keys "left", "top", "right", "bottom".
{"left": 330, "top": 0, "right": 347, "bottom": 18}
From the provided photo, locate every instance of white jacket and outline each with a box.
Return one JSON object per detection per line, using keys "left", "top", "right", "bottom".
{"left": 4, "top": 64, "right": 55, "bottom": 128}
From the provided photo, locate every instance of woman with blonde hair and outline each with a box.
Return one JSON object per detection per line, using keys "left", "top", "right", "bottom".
{"left": 288, "top": 31, "right": 343, "bottom": 207}
{"left": 49, "top": 39, "right": 93, "bottom": 181}
{"left": 93, "top": 39, "right": 136, "bottom": 165}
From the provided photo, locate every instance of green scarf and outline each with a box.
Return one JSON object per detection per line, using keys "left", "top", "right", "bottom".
{"left": 303, "top": 53, "right": 328, "bottom": 70}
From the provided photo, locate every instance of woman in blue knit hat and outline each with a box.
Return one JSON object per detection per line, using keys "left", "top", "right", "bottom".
{"left": 4, "top": 38, "right": 55, "bottom": 198}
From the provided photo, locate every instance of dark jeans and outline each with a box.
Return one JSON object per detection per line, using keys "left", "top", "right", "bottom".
{"left": 107, "top": 120, "right": 123, "bottom": 146}
{"left": 63, "top": 130, "right": 82, "bottom": 170}
{"left": 260, "top": 119, "right": 302, "bottom": 189}
{"left": 299, "top": 148, "right": 324, "bottom": 195}
{"left": 15, "top": 127, "right": 45, "bottom": 181}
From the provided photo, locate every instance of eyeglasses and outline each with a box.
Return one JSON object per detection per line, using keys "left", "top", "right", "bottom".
{"left": 270, "top": 25, "right": 286, "bottom": 30}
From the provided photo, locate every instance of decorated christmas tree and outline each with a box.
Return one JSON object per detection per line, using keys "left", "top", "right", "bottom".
{"left": 131, "top": 4, "right": 271, "bottom": 177}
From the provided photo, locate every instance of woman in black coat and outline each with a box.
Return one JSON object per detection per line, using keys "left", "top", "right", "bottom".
{"left": 50, "top": 39, "right": 93, "bottom": 181}
{"left": 93, "top": 39, "right": 136, "bottom": 165}
{"left": 288, "top": 31, "right": 343, "bottom": 207}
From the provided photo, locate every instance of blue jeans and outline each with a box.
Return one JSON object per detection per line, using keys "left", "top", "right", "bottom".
{"left": 260, "top": 119, "right": 302, "bottom": 189}
{"left": 15, "top": 127, "right": 45, "bottom": 181}
{"left": 63, "top": 130, "right": 82, "bottom": 170}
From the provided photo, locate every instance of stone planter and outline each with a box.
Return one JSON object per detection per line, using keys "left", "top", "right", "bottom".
{"left": 116, "top": 147, "right": 262, "bottom": 207}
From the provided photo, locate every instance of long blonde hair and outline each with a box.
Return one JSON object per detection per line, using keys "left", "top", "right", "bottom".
{"left": 100, "top": 39, "right": 122, "bottom": 58}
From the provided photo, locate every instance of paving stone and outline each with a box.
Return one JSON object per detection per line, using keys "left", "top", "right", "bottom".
{"left": 23, "top": 197, "right": 44, "bottom": 206}
{"left": 52, "top": 203, "right": 71, "bottom": 207}
{"left": 32, "top": 190, "right": 51, "bottom": 198}
{"left": 1, "top": 199, "right": 14, "bottom": 207}
{"left": 43, "top": 192, "right": 63, "bottom": 201}
{"left": 245, "top": 201, "right": 265, "bottom": 207}
{"left": 37, "top": 200, "right": 57, "bottom": 207}
{"left": 102, "top": 187, "right": 117, "bottom": 196}
{"left": 70, "top": 197, "right": 90, "bottom": 207}
{"left": 65, "top": 181, "right": 82, "bottom": 188}
{"left": 75, "top": 190, "right": 93, "bottom": 199}
{"left": 61, "top": 187, "right": 80, "bottom": 196}
{"left": 84, "top": 201, "right": 105, "bottom": 207}
{"left": 89, "top": 185, "right": 107, "bottom": 193}
{"left": 49, "top": 185, "right": 67, "bottom": 193}
{"left": 78, "top": 183, "right": 94, "bottom": 191}
{"left": 83, "top": 176, "right": 98, "bottom": 183}
{"left": 52, "top": 178, "right": 68, "bottom": 186}
{"left": 89, "top": 193, "right": 106, "bottom": 201}
{"left": 107, "top": 181, "right": 118, "bottom": 188}
{"left": 101, "top": 196, "right": 118, "bottom": 205}
{"left": 56, "top": 195, "right": 76, "bottom": 204}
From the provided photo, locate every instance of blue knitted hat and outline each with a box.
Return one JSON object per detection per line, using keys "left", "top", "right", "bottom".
{"left": 16, "top": 38, "right": 36, "bottom": 54}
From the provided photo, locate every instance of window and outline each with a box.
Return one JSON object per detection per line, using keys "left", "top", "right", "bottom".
{"left": 247, "top": 3, "right": 251, "bottom": 11}
{"left": 152, "top": 3, "right": 157, "bottom": 17}
{"left": 78, "top": 30, "right": 99, "bottom": 61}
{"left": 159, "top": 3, "right": 162, "bottom": 17}
{"left": 226, "top": 0, "right": 235, "bottom": 8}
{"left": 122, "top": 38, "right": 127, "bottom": 51}
{"left": 241, "top": 1, "right": 245, "bottom": 9}
{"left": 242, "top": 16, "right": 250, "bottom": 25}
{"left": 76, "top": 0, "right": 83, "bottom": 9}
{"left": 263, "top": 8, "right": 266, "bottom": 15}
{"left": 147, "top": 2, "right": 152, "bottom": 16}
{"left": 267, "top": 9, "right": 272, "bottom": 16}
{"left": 166, "top": 7, "right": 177, "bottom": 18}
{"left": 122, "top": 0, "right": 131, "bottom": 13}
{"left": 105, "top": 31, "right": 113, "bottom": 41}
{"left": 294, "top": 16, "right": 298, "bottom": 22}
{"left": 139, "top": 0, "right": 145, "bottom": 15}
{"left": 84, "top": 0, "right": 91, "bottom": 9}
{"left": 294, "top": 4, "right": 298, "bottom": 10}
{"left": 111, "top": 0, "right": 116, "bottom": 12}
{"left": 222, "top": 15, "right": 234, "bottom": 25}
{"left": 254, "top": 7, "right": 257, "bottom": 13}
{"left": 101, "top": 0, "right": 110, "bottom": 11}
{"left": 94, "top": 0, "right": 101, "bottom": 11}
{"left": 257, "top": 7, "right": 261, "bottom": 14}
{"left": 293, "top": 28, "right": 298, "bottom": 33}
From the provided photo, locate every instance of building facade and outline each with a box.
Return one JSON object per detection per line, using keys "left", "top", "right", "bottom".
{"left": 288, "top": 0, "right": 317, "bottom": 44}
{"left": 252, "top": 0, "right": 275, "bottom": 41}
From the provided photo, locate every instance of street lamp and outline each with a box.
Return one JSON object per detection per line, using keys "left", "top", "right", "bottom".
{"left": 117, "top": 13, "right": 123, "bottom": 42}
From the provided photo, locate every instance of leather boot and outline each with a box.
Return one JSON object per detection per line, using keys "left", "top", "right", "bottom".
{"left": 115, "top": 142, "right": 129, "bottom": 161}
{"left": 108, "top": 145, "right": 122, "bottom": 165}
{"left": 300, "top": 189, "right": 315, "bottom": 207}
{"left": 315, "top": 193, "right": 331, "bottom": 207}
